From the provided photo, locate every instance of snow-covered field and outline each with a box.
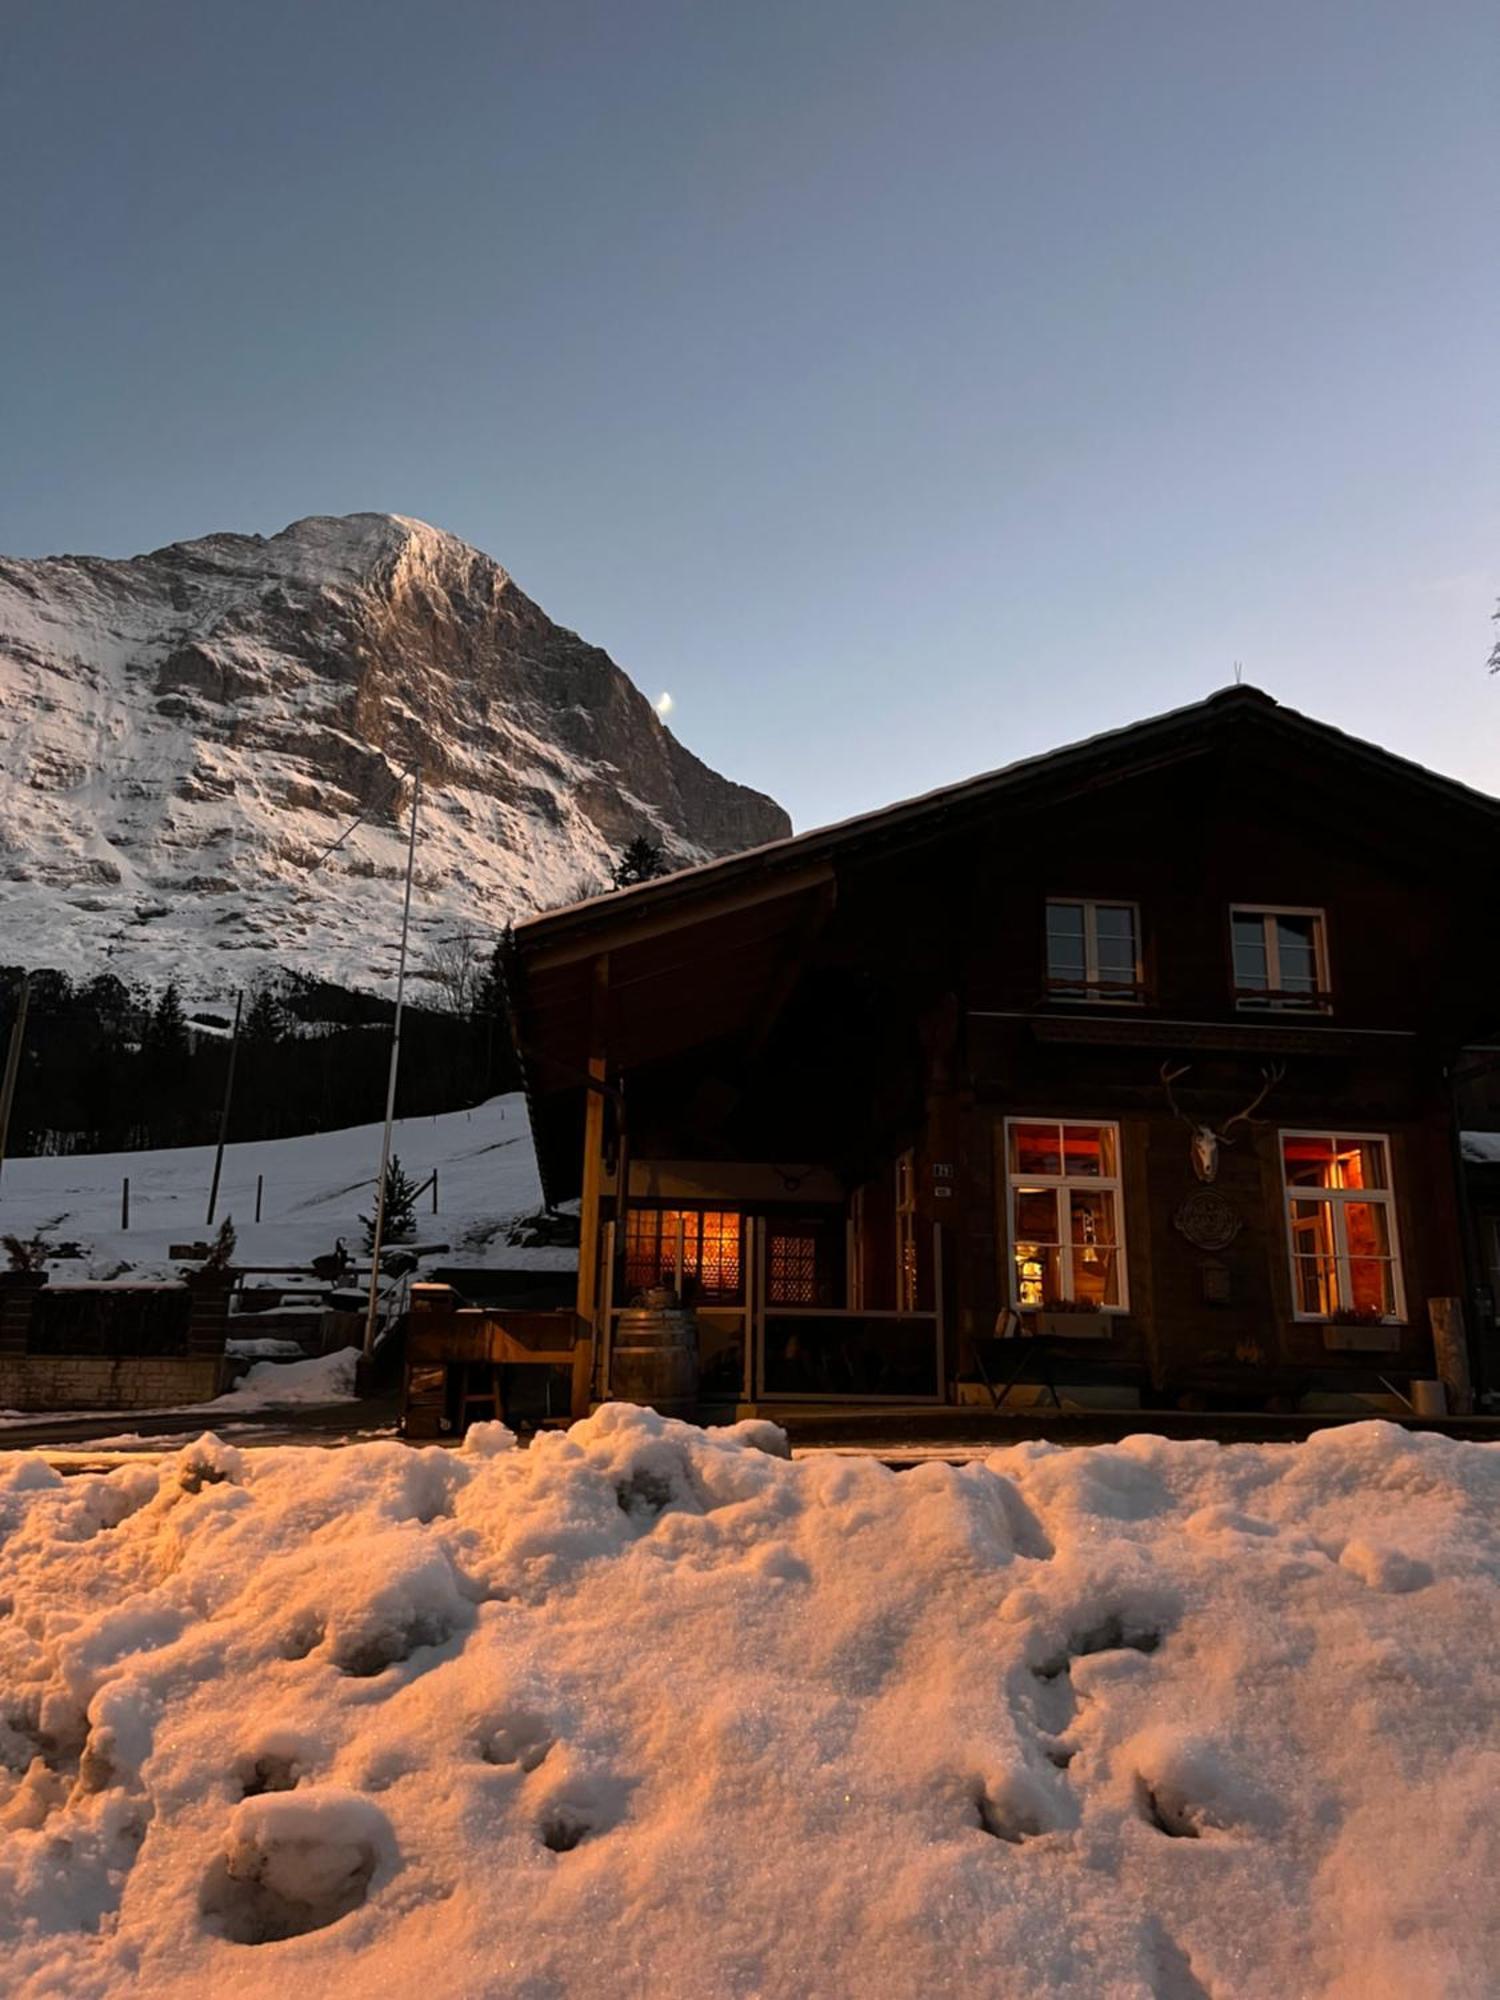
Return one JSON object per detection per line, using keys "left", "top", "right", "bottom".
{"left": 0, "top": 1092, "right": 562, "bottom": 1280}
{"left": 2, "top": 1409, "right": 1497, "bottom": 1998}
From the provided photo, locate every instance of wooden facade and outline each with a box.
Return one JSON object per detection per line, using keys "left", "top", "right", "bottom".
{"left": 506, "top": 687, "right": 1500, "bottom": 1414}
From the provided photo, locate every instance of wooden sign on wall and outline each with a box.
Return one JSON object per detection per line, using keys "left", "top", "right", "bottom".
{"left": 1172, "top": 1190, "right": 1243, "bottom": 1252}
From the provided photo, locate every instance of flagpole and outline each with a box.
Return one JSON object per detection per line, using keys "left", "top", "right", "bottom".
{"left": 364, "top": 761, "right": 422, "bottom": 1361}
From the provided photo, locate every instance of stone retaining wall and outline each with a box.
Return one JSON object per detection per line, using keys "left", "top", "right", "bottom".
{"left": 0, "top": 1353, "right": 227, "bottom": 1411}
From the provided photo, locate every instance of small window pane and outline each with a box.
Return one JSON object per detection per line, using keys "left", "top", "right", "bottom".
{"left": 1095, "top": 908, "right": 1138, "bottom": 985}
{"left": 1062, "top": 1126, "right": 1115, "bottom": 1177}
{"left": 1069, "top": 1188, "right": 1117, "bottom": 1247}
{"left": 1293, "top": 1255, "right": 1337, "bottom": 1316}
{"left": 769, "top": 1231, "right": 818, "bottom": 1306}
{"left": 1344, "top": 1202, "right": 1391, "bottom": 1260}
{"left": 1289, "top": 1199, "right": 1336, "bottom": 1252}
{"left": 696, "top": 1211, "right": 743, "bottom": 1301}
{"left": 1334, "top": 1140, "right": 1387, "bottom": 1191}
{"left": 1284, "top": 1135, "right": 1336, "bottom": 1187}
{"left": 1275, "top": 915, "right": 1319, "bottom": 986}
{"left": 1014, "top": 1243, "right": 1062, "bottom": 1309}
{"left": 1011, "top": 1123, "right": 1063, "bottom": 1175}
{"left": 1046, "top": 904, "right": 1087, "bottom": 985}
{"left": 1232, "top": 914, "right": 1269, "bottom": 988}
{"left": 1072, "top": 1244, "right": 1121, "bottom": 1308}
{"left": 1014, "top": 1188, "right": 1060, "bottom": 1240}
{"left": 1347, "top": 1259, "right": 1396, "bottom": 1317}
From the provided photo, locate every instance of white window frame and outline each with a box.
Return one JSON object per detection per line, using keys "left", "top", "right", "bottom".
{"left": 1004, "top": 1117, "right": 1130, "bottom": 1313}
{"left": 1279, "top": 1128, "right": 1406, "bottom": 1323}
{"left": 1045, "top": 898, "right": 1143, "bottom": 1005}
{"left": 1230, "top": 904, "right": 1330, "bottom": 1012}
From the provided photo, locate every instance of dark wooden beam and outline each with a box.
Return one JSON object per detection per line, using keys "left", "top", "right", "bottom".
{"left": 523, "top": 863, "right": 836, "bottom": 973}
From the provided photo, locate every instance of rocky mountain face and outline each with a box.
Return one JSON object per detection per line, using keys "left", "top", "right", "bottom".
{"left": 0, "top": 513, "right": 789, "bottom": 1000}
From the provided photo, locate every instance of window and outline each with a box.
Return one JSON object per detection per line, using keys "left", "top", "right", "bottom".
{"left": 896, "top": 1151, "right": 919, "bottom": 1312}
{"left": 768, "top": 1229, "right": 819, "bottom": 1306}
{"left": 623, "top": 1209, "right": 743, "bottom": 1303}
{"left": 1280, "top": 1133, "right": 1404, "bottom": 1321}
{"left": 1005, "top": 1120, "right": 1127, "bottom": 1311}
{"left": 1045, "top": 900, "right": 1142, "bottom": 1002}
{"left": 1231, "top": 907, "right": 1329, "bottom": 1011}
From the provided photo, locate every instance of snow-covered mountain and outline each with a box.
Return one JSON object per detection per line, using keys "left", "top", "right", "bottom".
{"left": 0, "top": 513, "right": 789, "bottom": 999}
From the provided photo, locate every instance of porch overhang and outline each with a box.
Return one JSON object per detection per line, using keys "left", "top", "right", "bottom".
{"left": 510, "top": 863, "right": 837, "bottom": 1203}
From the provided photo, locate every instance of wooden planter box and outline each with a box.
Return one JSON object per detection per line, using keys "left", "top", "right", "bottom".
{"left": 1322, "top": 1320, "right": 1403, "bottom": 1353}
{"left": 1035, "top": 1311, "right": 1112, "bottom": 1341}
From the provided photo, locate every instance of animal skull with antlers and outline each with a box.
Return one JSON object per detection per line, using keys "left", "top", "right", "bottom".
{"left": 1160, "top": 1061, "right": 1285, "bottom": 1183}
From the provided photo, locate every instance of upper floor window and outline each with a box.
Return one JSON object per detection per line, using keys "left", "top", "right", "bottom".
{"left": 1006, "top": 1119, "right": 1128, "bottom": 1312}
{"left": 1231, "top": 907, "right": 1329, "bottom": 1011}
{"left": 1045, "top": 899, "right": 1142, "bottom": 1003}
{"left": 1280, "top": 1132, "right": 1404, "bottom": 1321}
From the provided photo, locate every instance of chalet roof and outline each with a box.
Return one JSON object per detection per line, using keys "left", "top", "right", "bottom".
{"left": 514, "top": 684, "right": 1500, "bottom": 959}
{"left": 508, "top": 683, "right": 1499, "bottom": 1203}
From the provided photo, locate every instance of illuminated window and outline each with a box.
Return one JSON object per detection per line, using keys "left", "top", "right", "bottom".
{"left": 1280, "top": 1133, "right": 1404, "bottom": 1320}
{"left": 1231, "top": 907, "right": 1329, "bottom": 1011}
{"left": 896, "top": 1151, "right": 919, "bottom": 1312}
{"left": 1046, "top": 900, "right": 1141, "bottom": 1003}
{"left": 1005, "top": 1120, "right": 1126, "bottom": 1311}
{"left": 623, "top": 1209, "right": 743, "bottom": 1303}
{"left": 768, "top": 1230, "right": 819, "bottom": 1306}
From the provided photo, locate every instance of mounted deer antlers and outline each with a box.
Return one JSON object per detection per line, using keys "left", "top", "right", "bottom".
{"left": 1160, "top": 1061, "right": 1286, "bottom": 1183}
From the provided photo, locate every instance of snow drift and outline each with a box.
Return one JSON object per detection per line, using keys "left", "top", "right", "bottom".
{"left": 2, "top": 1412, "right": 1497, "bottom": 1997}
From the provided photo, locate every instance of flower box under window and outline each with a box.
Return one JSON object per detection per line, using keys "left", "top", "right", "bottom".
{"left": 1034, "top": 1308, "right": 1114, "bottom": 1341}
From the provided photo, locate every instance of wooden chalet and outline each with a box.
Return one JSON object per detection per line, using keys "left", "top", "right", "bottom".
{"left": 490, "top": 685, "right": 1500, "bottom": 1421}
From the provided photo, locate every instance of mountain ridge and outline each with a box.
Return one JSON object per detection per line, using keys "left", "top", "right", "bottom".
{"left": 0, "top": 511, "right": 789, "bottom": 1000}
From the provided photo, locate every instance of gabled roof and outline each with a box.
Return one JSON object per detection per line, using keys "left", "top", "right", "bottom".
{"left": 514, "top": 684, "right": 1499, "bottom": 957}
{"left": 509, "top": 682, "right": 1499, "bottom": 1204}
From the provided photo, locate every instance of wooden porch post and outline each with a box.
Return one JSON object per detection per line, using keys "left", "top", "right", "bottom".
{"left": 574, "top": 953, "right": 610, "bottom": 1413}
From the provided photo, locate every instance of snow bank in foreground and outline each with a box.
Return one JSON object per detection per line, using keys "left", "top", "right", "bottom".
{"left": 2, "top": 1414, "right": 1497, "bottom": 1999}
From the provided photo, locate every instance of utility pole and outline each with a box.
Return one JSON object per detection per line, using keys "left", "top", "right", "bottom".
{"left": 206, "top": 990, "right": 244, "bottom": 1227}
{"left": 364, "top": 762, "right": 422, "bottom": 1360}
{"left": 0, "top": 973, "right": 31, "bottom": 1193}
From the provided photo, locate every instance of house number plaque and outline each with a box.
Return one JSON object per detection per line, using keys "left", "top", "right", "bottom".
{"left": 1173, "top": 1189, "right": 1242, "bottom": 1252}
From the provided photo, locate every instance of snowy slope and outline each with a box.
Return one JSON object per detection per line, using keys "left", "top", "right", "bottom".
{"left": 0, "top": 1092, "right": 563, "bottom": 1278}
{"left": 0, "top": 514, "right": 788, "bottom": 1000}
{"left": 2, "top": 1412, "right": 1498, "bottom": 1997}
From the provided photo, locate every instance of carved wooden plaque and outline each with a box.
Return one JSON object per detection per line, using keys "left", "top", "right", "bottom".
{"left": 1173, "top": 1190, "right": 1243, "bottom": 1251}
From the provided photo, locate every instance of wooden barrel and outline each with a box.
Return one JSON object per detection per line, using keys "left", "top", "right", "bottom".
{"left": 611, "top": 1306, "right": 700, "bottom": 1419}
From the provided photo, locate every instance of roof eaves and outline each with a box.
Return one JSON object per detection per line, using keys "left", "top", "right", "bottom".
{"left": 513, "top": 686, "right": 1244, "bottom": 952}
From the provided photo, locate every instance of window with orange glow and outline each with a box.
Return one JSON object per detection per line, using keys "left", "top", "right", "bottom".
{"left": 1005, "top": 1119, "right": 1127, "bottom": 1312}
{"left": 623, "top": 1209, "right": 743, "bottom": 1303}
{"left": 896, "top": 1150, "right": 920, "bottom": 1312}
{"left": 1280, "top": 1133, "right": 1402, "bottom": 1320}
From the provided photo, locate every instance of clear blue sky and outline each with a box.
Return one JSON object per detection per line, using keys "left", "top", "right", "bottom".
{"left": 2, "top": 0, "right": 1495, "bottom": 829}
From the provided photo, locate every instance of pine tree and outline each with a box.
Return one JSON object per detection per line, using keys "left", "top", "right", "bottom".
{"left": 611, "top": 835, "right": 669, "bottom": 888}
{"left": 242, "top": 986, "right": 285, "bottom": 1045}
{"left": 146, "top": 982, "right": 189, "bottom": 1056}
{"left": 360, "top": 1154, "right": 420, "bottom": 1248}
